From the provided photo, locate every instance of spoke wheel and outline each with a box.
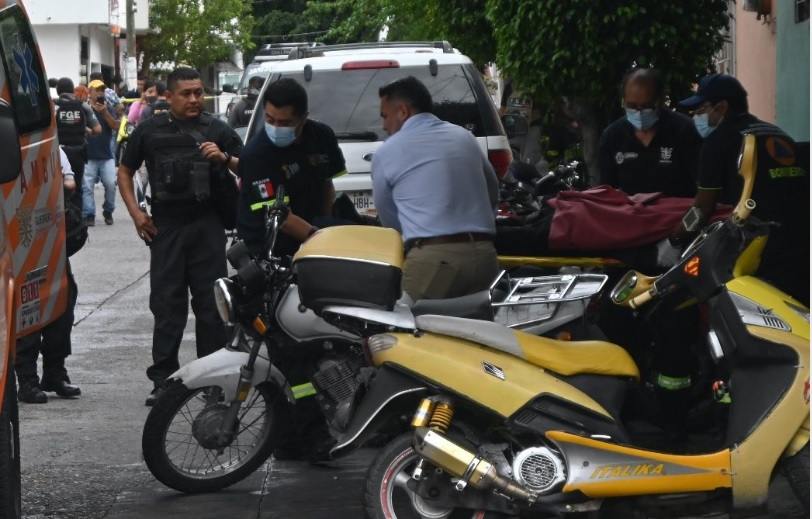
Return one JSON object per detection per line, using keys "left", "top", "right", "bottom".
{"left": 142, "top": 380, "right": 283, "bottom": 493}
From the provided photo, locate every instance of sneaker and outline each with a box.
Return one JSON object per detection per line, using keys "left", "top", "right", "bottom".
{"left": 84, "top": 215, "right": 95, "bottom": 227}
{"left": 102, "top": 210, "right": 113, "bottom": 225}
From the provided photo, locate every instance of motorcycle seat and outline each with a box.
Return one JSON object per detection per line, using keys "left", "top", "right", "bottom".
{"left": 415, "top": 315, "right": 639, "bottom": 379}
{"left": 410, "top": 290, "right": 494, "bottom": 321}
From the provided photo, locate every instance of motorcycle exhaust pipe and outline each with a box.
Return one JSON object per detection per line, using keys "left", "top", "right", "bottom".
{"left": 413, "top": 427, "right": 537, "bottom": 505}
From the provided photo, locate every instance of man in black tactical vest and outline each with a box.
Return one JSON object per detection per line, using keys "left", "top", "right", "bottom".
{"left": 227, "top": 75, "right": 264, "bottom": 128}
{"left": 54, "top": 77, "right": 101, "bottom": 208}
{"left": 117, "top": 67, "right": 243, "bottom": 406}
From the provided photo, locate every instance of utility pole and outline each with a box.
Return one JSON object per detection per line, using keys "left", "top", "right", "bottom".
{"left": 125, "top": 0, "right": 137, "bottom": 91}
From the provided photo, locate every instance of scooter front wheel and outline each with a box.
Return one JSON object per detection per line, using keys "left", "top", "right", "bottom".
{"left": 364, "top": 432, "right": 518, "bottom": 519}
{"left": 142, "top": 379, "right": 284, "bottom": 493}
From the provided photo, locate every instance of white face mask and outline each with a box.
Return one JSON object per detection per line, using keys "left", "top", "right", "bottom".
{"left": 625, "top": 107, "right": 659, "bottom": 131}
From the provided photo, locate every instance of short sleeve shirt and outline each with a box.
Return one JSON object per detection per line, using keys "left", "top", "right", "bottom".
{"left": 598, "top": 109, "right": 702, "bottom": 198}
{"left": 235, "top": 119, "right": 346, "bottom": 255}
{"left": 697, "top": 113, "right": 807, "bottom": 223}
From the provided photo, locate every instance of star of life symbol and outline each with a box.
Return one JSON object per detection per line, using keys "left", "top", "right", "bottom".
{"left": 13, "top": 34, "right": 40, "bottom": 107}
{"left": 17, "top": 206, "right": 34, "bottom": 248}
{"left": 660, "top": 147, "right": 673, "bottom": 162}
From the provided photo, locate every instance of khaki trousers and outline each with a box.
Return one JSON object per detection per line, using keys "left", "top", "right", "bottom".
{"left": 402, "top": 241, "right": 499, "bottom": 300}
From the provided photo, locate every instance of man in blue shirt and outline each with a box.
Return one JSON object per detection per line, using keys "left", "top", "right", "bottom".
{"left": 84, "top": 79, "right": 121, "bottom": 225}
{"left": 372, "top": 76, "right": 499, "bottom": 300}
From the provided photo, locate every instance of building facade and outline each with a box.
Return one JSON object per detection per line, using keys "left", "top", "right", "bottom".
{"left": 25, "top": 0, "right": 149, "bottom": 89}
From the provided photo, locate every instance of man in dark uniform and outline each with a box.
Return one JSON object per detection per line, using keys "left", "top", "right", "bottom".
{"left": 237, "top": 77, "right": 346, "bottom": 462}
{"left": 237, "top": 77, "right": 346, "bottom": 258}
{"left": 53, "top": 77, "right": 101, "bottom": 208}
{"left": 117, "top": 67, "right": 243, "bottom": 406}
{"left": 673, "top": 73, "right": 810, "bottom": 305}
{"left": 597, "top": 68, "right": 704, "bottom": 438}
{"left": 227, "top": 75, "right": 264, "bottom": 128}
{"left": 598, "top": 67, "right": 702, "bottom": 197}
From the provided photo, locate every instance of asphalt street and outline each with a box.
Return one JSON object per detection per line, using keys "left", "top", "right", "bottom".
{"left": 16, "top": 185, "right": 807, "bottom": 518}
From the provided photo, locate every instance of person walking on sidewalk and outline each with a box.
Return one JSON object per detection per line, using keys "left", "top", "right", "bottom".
{"left": 84, "top": 79, "right": 120, "bottom": 226}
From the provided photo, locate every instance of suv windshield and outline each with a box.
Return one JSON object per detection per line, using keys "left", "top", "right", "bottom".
{"left": 247, "top": 63, "right": 498, "bottom": 142}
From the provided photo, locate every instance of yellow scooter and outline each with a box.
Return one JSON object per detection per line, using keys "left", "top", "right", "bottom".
{"left": 304, "top": 135, "right": 807, "bottom": 518}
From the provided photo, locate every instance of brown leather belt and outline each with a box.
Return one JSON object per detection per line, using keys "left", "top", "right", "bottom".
{"left": 405, "top": 232, "right": 493, "bottom": 254}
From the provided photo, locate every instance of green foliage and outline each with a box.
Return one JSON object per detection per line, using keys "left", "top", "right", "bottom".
{"left": 485, "top": 0, "right": 730, "bottom": 119}
{"left": 145, "top": 0, "right": 254, "bottom": 70}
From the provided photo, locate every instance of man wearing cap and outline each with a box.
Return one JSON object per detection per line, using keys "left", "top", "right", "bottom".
{"left": 84, "top": 79, "right": 121, "bottom": 226}
{"left": 673, "top": 73, "right": 809, "bottom": 304}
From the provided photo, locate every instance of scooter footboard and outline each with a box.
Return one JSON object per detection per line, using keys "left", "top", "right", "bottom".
{"left": 167, "top": 348, "right": 293, "bottom": 403}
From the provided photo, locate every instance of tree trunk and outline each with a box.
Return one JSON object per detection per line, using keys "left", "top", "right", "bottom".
{"left": 562, "top": 97, "right": 605, "bottom": 188}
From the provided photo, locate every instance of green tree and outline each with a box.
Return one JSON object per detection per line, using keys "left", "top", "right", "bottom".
{"left": 485, "top": 1, "right": 730, "bottom": 183}
{"left": 144, "top": 0, "right": 254, "bottom": 74}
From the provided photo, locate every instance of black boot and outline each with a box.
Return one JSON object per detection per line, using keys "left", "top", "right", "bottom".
{"left": 18, "top": 377, "right": 47, "bottom": 404}
{"left": 40, "top": 374, "right": 81, "bottom": 398}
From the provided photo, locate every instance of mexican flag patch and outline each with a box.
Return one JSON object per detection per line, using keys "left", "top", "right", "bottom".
{"left": 252, "top": 180, "right": 275, "bottom": 200}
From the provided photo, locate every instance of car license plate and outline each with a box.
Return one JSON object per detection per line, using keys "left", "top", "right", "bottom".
{"left": 350, "top": 191, "right": 376, "bottom": 216}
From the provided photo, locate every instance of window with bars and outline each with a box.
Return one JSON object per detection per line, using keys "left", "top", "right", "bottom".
{"left": 796, "top": 0, "right": 810, "bottom": 23}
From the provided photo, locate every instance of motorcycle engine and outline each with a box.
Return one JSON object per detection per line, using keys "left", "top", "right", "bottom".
{"left": 511, "top": 446, "right": 567, "bottom": 494}
{"left": 311, "top": 349, "right": 370, "bottom": 434}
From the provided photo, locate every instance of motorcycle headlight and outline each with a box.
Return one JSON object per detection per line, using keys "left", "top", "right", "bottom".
{"left": 214, "top": 278, "right": 237, "bottom": 325}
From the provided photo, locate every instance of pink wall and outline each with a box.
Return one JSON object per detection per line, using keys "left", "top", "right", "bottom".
{"left": 735, "top": 2, "right": 777, "bottom": 123}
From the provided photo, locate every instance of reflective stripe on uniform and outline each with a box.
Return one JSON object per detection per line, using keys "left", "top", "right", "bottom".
{"left": 656, "top": 373, "right": 692, "bottom": 390}
{"left": 250, "top": 196, "right": 291, "bottom": 211}
{"left": 291, "top": 382, "right": 317, "bottom": 399}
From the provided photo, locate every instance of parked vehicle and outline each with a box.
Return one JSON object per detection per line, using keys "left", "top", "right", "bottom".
{"left": 0, "top": 1, "right": 69, "bottom": 516}
{"left": 243, "top": 41, "right": 513, "bottom": 217}
{"left": 358, "top": 134, "right": 809, "bottom": 518}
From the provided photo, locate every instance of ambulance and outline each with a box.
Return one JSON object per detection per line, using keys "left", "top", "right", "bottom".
{"left": 0, "top": 1, "right": 67, "bottom": 515}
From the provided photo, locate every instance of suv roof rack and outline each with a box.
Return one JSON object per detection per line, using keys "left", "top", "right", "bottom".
{"left": 287, "top": 41, "right": 454, "bottom": 60}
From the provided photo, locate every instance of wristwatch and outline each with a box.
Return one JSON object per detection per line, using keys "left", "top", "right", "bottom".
{"left": 223, "top": 151, "right": 232, "bottom": 165}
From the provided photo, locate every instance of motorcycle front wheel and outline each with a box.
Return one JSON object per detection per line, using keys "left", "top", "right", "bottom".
{"left": 142, "top": 380, "right": 284, "bottom": 493}
{"left": 364, "top": 433, "right": 518, "bottom": 519}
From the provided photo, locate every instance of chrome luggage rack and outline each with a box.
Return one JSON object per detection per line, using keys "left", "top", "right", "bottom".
{"left": 491, "top": 271, "right": 608, "bottom": 329}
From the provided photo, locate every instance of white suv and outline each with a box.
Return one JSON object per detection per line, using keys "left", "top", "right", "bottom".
{"left": 243, "top": 41, "right": 512, "bottom": 216}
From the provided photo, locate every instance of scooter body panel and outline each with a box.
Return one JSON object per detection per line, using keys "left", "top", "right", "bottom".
{"left": 373, "top": 332, "right": 615, "bottom": 420}
{"left": 547, "top": 431, "right": 732, "bottom": 497}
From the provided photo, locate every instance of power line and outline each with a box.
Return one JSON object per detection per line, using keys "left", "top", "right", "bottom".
{"left": 251, "top": 29, "right": 329, "bottom": 40}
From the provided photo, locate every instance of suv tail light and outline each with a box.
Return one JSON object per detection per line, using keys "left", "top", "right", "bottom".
{"left": 342, "top": 60, "right": 400, "bottom": 70}
{"left": 488, "top": 149, "right": 512, "bottom": 180}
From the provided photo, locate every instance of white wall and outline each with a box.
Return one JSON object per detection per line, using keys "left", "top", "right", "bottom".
{"left": 35, "top": 25, "right": 82, "bottom": 83}
{"left": 24, "top": 0, "right": 111, "bottom": 25}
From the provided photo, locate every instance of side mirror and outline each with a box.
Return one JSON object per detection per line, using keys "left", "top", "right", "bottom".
{"left": 501, "top": 114, "right": 529, "bottom": 139}
{"left": 0, "top": 100, "right": 21, "bottom": 184}
{"left": 222, "top": 84, "right": 235, "bottom": 93}
{"left": 610, "top": 271, "right": 638, "bottom": 304}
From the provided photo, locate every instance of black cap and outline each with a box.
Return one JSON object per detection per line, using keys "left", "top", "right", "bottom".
{"left": 678, "top": 74, "right": 748, "bottom": 109}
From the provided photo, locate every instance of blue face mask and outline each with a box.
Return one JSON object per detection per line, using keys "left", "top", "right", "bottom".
{"left": 693, "top": 113, "right": 717, "bottom": 138}
{"left": 625, "top": 108, "right": 659, "bottom": 131}
{"left": 264, "top": 122, "right": 298, "bottom": 147}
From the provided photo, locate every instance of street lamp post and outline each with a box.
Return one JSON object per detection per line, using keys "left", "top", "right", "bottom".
{"left": 126, "top": 0, "right": 137, "bottom": 90}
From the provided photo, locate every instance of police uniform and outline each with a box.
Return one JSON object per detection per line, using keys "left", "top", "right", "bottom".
{"left": 598, "top": 109, "right": 702, "bottom": 198}
{"left": 121, "top": 112, "right": 243, "bottom": 390}
{"left": 227, "top": 93, "right": 259, "bottom": 127}
{"left": 236, "top": 119, "right": 346, "bottom": 257}
{"left": 698, "top": 113, "right": 809, "bottom": 304}
{"left": 54, "top": 93, "right": 98, "bottom": 207}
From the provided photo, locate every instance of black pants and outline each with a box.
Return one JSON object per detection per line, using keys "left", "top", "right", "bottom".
{"left": 62, "top": 145, "right": 85, "bottom": 208}
{"left": 16, "top": 261, "right": 77, "bottom": 383}
{"left": 147, "top": 213, "right": 228, "bottom": 388}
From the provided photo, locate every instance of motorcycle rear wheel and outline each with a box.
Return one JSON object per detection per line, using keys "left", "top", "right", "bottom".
{"left": 142, "top": 380, "right": 283, "bottom": 493}
{"left": 364, "top": 432, "right": 518, "bottom": 519}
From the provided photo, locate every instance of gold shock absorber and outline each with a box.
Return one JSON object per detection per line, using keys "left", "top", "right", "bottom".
{"left": 429, "top": 400, "right": 454, "bottom": 433}
{"left": 411, "top": 398, "right": 436, "bottom": 428}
